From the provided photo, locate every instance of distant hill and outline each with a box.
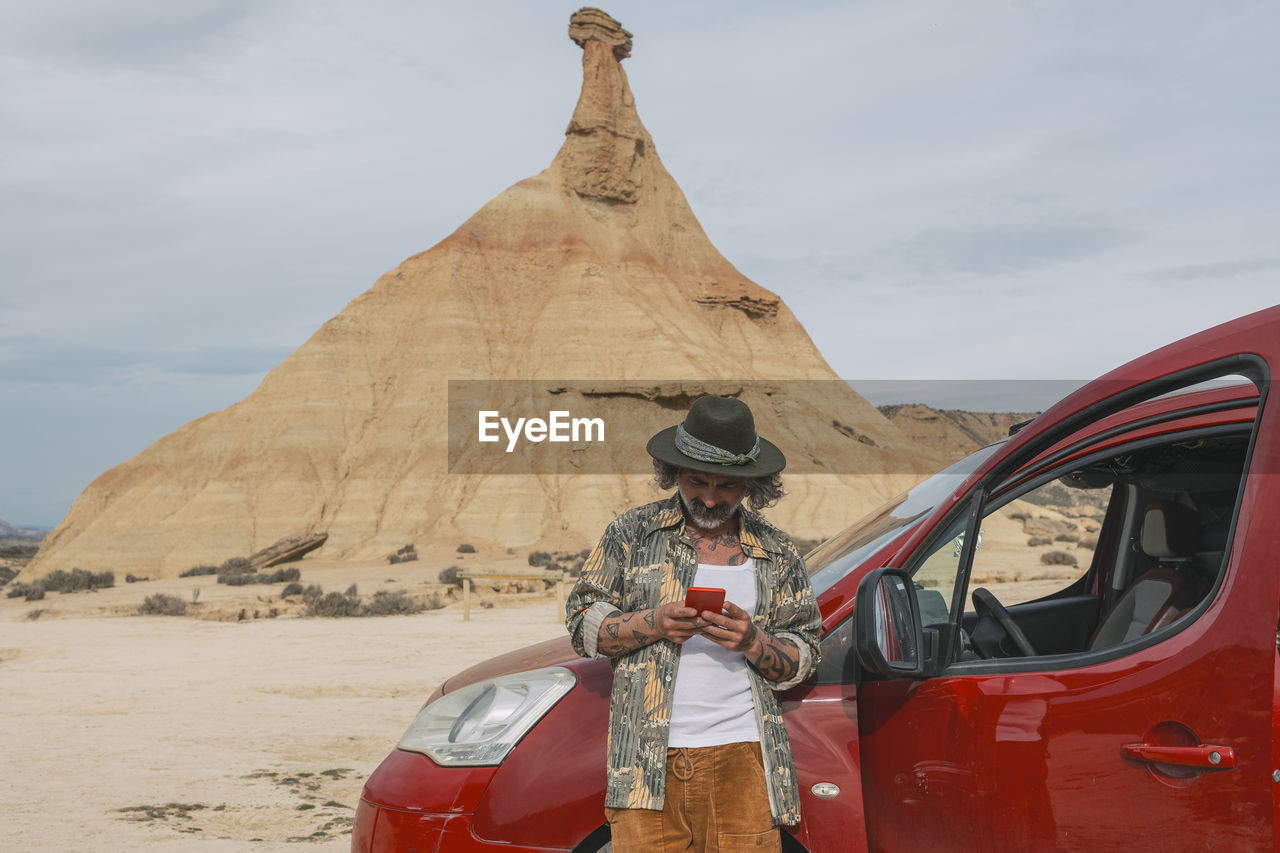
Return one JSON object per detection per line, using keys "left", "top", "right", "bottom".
{"left": 0, "top": 519, "right": 46, "bottom": 541}
{"left": 877, "top": 404, "right": 1039, "bottom": 462}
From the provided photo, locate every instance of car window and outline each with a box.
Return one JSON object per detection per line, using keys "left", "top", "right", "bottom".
{"left": 928, "top": 423, "right": 1253, "bottom": 668}
{"left": 965, "top": 479, "right": 1103, "bottom": 609}
{"left": 806, "top": 443, "right": 1001, "bottom": 595}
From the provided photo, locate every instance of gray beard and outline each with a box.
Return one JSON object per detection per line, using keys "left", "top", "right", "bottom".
{"left": 679, "top": 491, "right": 739, "bottom": 529}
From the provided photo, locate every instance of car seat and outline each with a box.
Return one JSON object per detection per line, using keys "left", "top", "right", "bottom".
{"left": 1088, "top": 501, "right": 1207, "bottom": 650}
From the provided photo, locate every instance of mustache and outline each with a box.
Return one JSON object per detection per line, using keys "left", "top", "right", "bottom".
{"left": 679, "top": 492, "right": 738, "bottom": 526}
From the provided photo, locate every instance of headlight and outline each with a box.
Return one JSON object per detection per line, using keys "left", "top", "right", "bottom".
{"left": 397, "top": 666, "right": 576, "bottom": 766}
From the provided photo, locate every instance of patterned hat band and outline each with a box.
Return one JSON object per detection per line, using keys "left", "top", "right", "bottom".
{"left": 675, "top": 422, "right": 761, "bottom": 466}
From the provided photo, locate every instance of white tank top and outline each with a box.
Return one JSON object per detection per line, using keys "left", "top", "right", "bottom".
{"left": 668, "top": 559, "right": 760, "bottom": 747}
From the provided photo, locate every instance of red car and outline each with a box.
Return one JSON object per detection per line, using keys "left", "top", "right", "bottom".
{"left": 353, "top": 305, "right": 1280, "bottom": 851}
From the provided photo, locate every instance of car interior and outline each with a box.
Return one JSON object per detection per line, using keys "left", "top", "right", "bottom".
{"left": 953, "top": 430, "right": 1251, "bottom": 665}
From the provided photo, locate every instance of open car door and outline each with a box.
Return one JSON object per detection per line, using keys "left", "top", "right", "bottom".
{"left": 851, "top": 320, "right": 1280, "bottom": 851}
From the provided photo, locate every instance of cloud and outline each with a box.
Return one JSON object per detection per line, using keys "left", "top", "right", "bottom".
{"left": 0, "top": 0, "right": 256, "bottom": 66}
{"left": 0, "top": 337, "right": 288, "bottom": 385}
{"left": 873, "top": 220, "right": 1142, "bottom": 279}
{"left": 1144, "top": 257, "right": 1280, "bottom": 282}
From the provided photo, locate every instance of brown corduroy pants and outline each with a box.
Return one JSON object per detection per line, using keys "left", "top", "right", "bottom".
{"left": 605, "top": 742, "right": 781, "bottom": 853}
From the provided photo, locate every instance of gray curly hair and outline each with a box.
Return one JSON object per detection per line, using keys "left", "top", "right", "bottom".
{"left": 652, "top": 459, "right": 785, "bottom": 510}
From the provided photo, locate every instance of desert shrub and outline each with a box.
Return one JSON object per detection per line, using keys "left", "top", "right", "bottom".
{"left": 220, "top": 567, "right": 300, "bottom": 586}
{"left": 218, "top": 557, "right": 252, "bottom": 576}
{"left": 1040, "top": 550, "right": 1078, "bottom": 567}
{"left": 298, "top": 585, "right": 443, "bottom": 618}
{"left": 304, "top": 591, "right": 362, "bottom": 618}
{"left": 388, "top": 545, "right": 418, "bottom": 565}
{"left": 438, "top": 566, "right": 466, "bottom": 587}
{"left": 362, "top": 590, "right": 426, "bottom": 616}
{"left": 180, "top": 565, "right": 217, "bottom": 578}
{"left": 1078, "top": 536, "right": 1099, "bottom": 550}
{"left": 527, "top": 551, "right": 552, "bottom": 568}
{"left": 1027, "top": 537, "right": 1052, "bottom": 547}
{"left": 456, "top": 543, "right": 476, "bottom": 554}
{"left": 125, "top": 574, "right": 150, "bottom": 583}
{"left": 138, "top": 593, "right": 188, "bottom": 616}
{"left": 1007, "top": 511, "right": 1030, "bottom": 521}
{"left": 7, "top": 583, "right": 44, "bottom": 601}
{"left": 301, "top": 584, "right": 323, "bottom": 602}
{"left": 345, "top": 584, "right": 358, "bottom": 596}
{"left": 41, "top": 568, "right": 114, "bottom": 593}
{"left": 280, "top": 582, "right": 305, "bottom": 597}
{"left": 0, "top": 566, "right": 18, "bottom": 586}
{"left": 1054, "top": 532, "right": 1080, "bottom": 543}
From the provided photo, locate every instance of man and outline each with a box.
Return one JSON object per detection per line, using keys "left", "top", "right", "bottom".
{"left": 566, "top": 395, "right": 821, "bottom": 853}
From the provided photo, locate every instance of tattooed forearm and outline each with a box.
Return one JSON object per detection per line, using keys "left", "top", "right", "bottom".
{"left": 744, "top": 631, "right": 801, "bottom": 683}
{"left": 598, "top": 608, "right": 659, "bottom": 657}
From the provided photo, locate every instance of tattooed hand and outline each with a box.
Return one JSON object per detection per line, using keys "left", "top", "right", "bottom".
{"left": 699, "top": 600, "right": 801, "bottom": 683}
{"left": 597, "top": 602, "right": 701, "bottom": 656}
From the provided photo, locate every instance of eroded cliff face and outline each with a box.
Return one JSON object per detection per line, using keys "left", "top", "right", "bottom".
{"left": 878, "top": 404, "right": 1040, "bottom": 461}
{"left": 32, "top": 9, "right": 941, "bottom": 577}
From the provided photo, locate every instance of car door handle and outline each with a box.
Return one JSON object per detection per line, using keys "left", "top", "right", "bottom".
{"left": 1121, "top": 743, "right": 1236, "bottom": 769}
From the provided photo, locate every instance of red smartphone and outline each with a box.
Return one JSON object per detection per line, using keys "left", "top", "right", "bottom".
{"left": 684, "top": 586, "right": 726, "bottom": 616}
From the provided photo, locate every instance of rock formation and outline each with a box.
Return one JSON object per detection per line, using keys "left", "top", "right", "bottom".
{"left": 30, "top": 9, "right": 943, "bottom": 578}
{"left": 878, "top": 404, "right": 1040, "bottom": 462}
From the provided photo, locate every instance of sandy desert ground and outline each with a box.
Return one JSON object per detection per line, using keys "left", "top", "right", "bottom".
{"left": 0, "top": 561, "right": 568, "bottom": 851}
{"left": 0, "top": 501, "right": 1094, "bottom": 851}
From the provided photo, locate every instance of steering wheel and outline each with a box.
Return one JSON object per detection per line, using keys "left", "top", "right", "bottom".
{"left": 971, "top": 587, "right": 1037, "bottom": 658}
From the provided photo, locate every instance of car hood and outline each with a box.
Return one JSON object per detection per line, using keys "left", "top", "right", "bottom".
{"left": 435, "top": 636, "right": 583, "bottom": 700}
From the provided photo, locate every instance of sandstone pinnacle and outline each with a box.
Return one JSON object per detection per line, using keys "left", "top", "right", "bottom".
{"left": 28, "top": 10, "right": 939, "bottom": 578}
{"left": 569, "top": 7, "right": 632, "bottom": 60}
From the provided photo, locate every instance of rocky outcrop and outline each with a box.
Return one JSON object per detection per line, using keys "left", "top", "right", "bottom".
{"left": 248, "top": 532, "right": 328, "bottom": 570}
{"left": 878, "top": 404, "right": 1039, "bottom": 461}
{"left": 30, "top": 10, "right": 944, "bottom": 578}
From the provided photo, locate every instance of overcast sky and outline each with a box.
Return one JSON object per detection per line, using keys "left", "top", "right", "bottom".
{"left": 2, "top": 0, "right": 1277, "bottom": 528}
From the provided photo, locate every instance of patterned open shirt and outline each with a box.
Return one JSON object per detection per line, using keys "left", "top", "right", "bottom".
{"left": 565, "top": 495, "right": 821, "bottom": 826}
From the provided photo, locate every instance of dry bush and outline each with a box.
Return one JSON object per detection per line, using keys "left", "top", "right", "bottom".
{"left": 1027, "top": 537, "right": 1051, "bottom": 547}
{"left": 1054, "top": 532, "right": 1080, "bottom": 543}
{"left": 219, "top": 567, "right": 300, "bottom": 587}
{"left": 305, "top": 591, "right": 362, "bottom": 618}
{"left": 180, "top": 565, "right": 217, "bottom": 578}
{"left": 300, "top": 585, "right": 441, "bottom": 618}
{"left": 1040, "top": 550, "right": 1078, "bottom": 567}
{"left": 7, "top": 582, "right": 44, "bottom": 601}
{"left": 217, "top": 557, "right": 251, "bottom": 576}
{"left": 138, "top": 594, "right": 188, "bottom": 616}
{"left": 362, "top": 590, "right": 427, "bottom": 616}
{"left": 388, "top": 545, "right": 418, "bottom": 565}
{"left": 41, "top": 568, "right": 114, "bottom": 593}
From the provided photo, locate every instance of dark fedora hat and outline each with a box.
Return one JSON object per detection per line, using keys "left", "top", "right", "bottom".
{"left": 646, "top": 396, "right": 786, "bottom": 478}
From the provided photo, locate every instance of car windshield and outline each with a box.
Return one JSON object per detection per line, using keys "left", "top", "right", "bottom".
{"left": 806, "top": 442, "right": 1003, "bottom": 595}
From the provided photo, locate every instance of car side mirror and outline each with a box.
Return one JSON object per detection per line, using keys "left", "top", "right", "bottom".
{"left": 854, "top": 568, "right": 926, "bottom": 678}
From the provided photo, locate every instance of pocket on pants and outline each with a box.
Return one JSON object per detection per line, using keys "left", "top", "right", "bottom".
{"left": 718, "top": 829, "right": 781, "bottom": 853}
